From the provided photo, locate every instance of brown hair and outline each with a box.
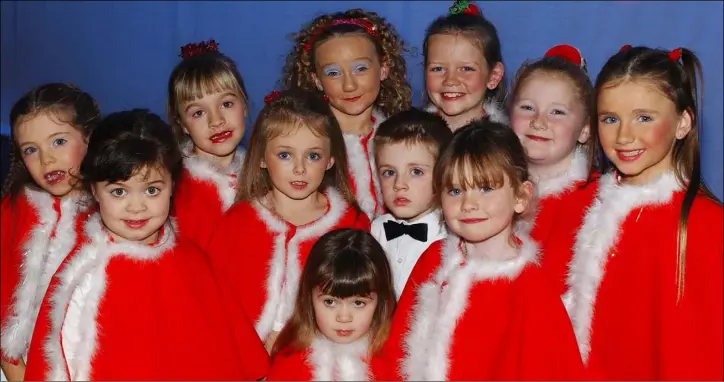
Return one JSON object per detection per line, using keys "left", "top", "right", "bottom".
{"left": 272, "top": 228, "right": 395, "bottom": 357}
{"left": 166, "top": 50, "right": 249, "bottom": 147}
{"left": 423, "top": 1, "right": 507, "bottom": 104}
{"left": 281, "top": 8, "right": 412, "bottom": 117}
{"left": 434, "top": 118, "right": 531, "bottom": 219}
{"left": 593, "top": 46, "right": 720, "bottom": 302}
{"left": 509, "top": 55, "right": 595, "bottom": 163}
{"left": 236, "top": 89, "right": 358, "bottom": 211}
{"left": 2, "top": 83, "right": 100, "bottom": 199}
{"left": 373, "top": 107, "right": 453, "bottom": 160}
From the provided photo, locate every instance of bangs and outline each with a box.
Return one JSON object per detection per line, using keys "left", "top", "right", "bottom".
{"left": 439, "top": 150, "right": 509, "bottom": 192}
{"left": 263, "top": 110, "right": 329, "bottom": 141}
{"left": 88, "top": 138, "right": 167, "bottom": 184}
{"left": 173, "top": 67, "right": 243, "bottom": 105}
{"left": 317, "top": 250, "right": 376, "bottom": 299}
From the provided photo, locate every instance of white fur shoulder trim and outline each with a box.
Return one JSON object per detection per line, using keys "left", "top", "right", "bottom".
{"left": 401, "top": 232, "right": 538, "bottom": 379}
{"left": 343, "top": 109, "right": 385, "bottom": 220}
{"left": 251, "top": 188, "right": 350, "bottom": 340}
{"left": 535, "top": 147, "right": 589, "bottom": 198}
{"left": 309, "top": 336, "right": 370, "bottom": 381}
{"left": 563, "top": 171, "right": 681, "bottom": 363}
{"left": 182, "top": 144, "right": 245, "bottom": 211}
{"left": 424, "top": 101, "right": 509, "bottom": 125}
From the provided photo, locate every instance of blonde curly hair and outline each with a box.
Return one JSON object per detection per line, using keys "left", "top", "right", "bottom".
{"left": 281, "top": 8, "right": 412, "bottom": 117}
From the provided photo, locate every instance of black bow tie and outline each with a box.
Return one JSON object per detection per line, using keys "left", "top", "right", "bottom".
{"left": 383, "top": 220, "right": 428, "bottom": 242}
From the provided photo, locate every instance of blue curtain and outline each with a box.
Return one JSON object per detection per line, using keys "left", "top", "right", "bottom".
{"left": 1, "top": 1, "right": 721, "bottom": 198}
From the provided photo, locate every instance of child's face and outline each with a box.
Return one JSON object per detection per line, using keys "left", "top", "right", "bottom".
{"left": 597, "top": 80, "right": 691, "bottom": 185}
{"left": 312, "top": 35, "right": 389, "bottom": 118}
{"left": 261, "top": 125, "right": 334, "bottom": 201}
{"left": 92, "top": 166, "right": 172, "bottom": 244}
{"left": 510, "top": 72, "right": 589, "bottom": 167}
{"left": 313, "top": 287, "right": 377, "bottom": 344}
{"left": 15, "top": 112, "right": 88, "bottom": 197}
{"left": 377, "top": 142, "right": 437, "bottom": 221}
{"left": 425, "top": 34, "right": 503, "bottom": 126}
{"left": 441, "top": 167, "right": 529, "bottom": 243}
{"left": 179, "top": 90, "right": 246, "bottom": 159}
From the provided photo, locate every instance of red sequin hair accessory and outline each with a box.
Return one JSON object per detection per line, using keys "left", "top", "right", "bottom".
{"left": 449, "top": 0, "right": 481, "bottom": 16}
{"left": 264, "top": 90, "right": 281, "bottom": 104}
{"left": 668, "top": 47, "right": 683, "bottom": 62}
{"left": 544, "top": 44, "right": 587, "bottom": 72}
{"left": 619, "top": 44, "right": 632, "bottom": 52}
{"left": 179, "top": 39, "right": 220, "bottom": 59}
{"left": 304, "top": 18, "right": 378, "bottom": 53}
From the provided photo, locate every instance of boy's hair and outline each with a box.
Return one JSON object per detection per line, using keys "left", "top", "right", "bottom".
{"left": 272, "top": 228, "right": 395, "bottom": 357}
{"left": 373, "top": 107, "right": 453, "bottom": 160}
{"left": 2, "top": 83, "right": 100, "bottom": 199}
{"left": 79, "top": 109, "right": 182, "bottom": 193}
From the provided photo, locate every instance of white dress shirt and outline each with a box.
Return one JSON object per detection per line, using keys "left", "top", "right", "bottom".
{"left": 371, "top": 210, "right": 447, "bottom": 300}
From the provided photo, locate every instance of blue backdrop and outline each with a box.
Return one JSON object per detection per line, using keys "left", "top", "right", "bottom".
{"left": 1, "top": 1, "right": 722, "bottom": 198}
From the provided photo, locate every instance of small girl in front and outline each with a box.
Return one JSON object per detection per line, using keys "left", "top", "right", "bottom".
{"left": 508, "top": 44, "right": 597, "bottom": 295}
{"left": 206, "top": 89, "right": 371, "bottom": 354}
{"left": 564, "top": 45, "right": 723, "bottom": 380}
{"left": 267, "top": 228, "right": 395, "bottom": 381}
{"left": 378, "top": 119, "right": 583, "bottom": 380}
{"left": 1, "top": 83, "right": 99, "bottom": 381}
{"left": 423, "top": 0, "right": 508, "bottom": 129}
{"left": 23, "top": 109, "right": 269, "bottom": 381}
{"left": 166, "top": 39, "right": 248, "bottom": 249}
{"left": 282, "top": 8, "right": 413, "bottom": 219}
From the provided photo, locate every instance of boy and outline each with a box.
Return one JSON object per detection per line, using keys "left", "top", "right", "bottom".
{"left": 371, "top": 108, "right": 453, "bottom": 299}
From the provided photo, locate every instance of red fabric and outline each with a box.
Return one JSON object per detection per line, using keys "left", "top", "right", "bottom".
{"left": 376, "top": 241, "right": 583, "bottom": 381}
{"left": 172, "top": 166, "right": 229, "bottom": 250}
{"left": 532, "top": 179, "right": 599, "bottom": 296}
{"left": 346, "top": 129, "right": 385, "bottom": 216}
{"left": 206, "top": 196, "right": 370, "bottom": 328}
{"left": 267, "top": 348, "right": 314, "bottom": 381}
{"left": 24, "top": 233, "right": 269, "bottom": 381}
{"left": 584, "top": 192, "right": 723, "bottom": 380}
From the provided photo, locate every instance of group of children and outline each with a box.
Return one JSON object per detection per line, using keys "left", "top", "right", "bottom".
{"left": 1, "top": 0, "right": 722, "bottom": 380}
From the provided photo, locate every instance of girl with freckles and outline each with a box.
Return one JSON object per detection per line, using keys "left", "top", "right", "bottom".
{"left": 563, "top": 45, "right": 723, "bottom": 380}
{"left": 23, "top": 109, "right": 269, "bottom": 381}
{"left": 206, "top": 89, "right": 370, "bottom": 355}
{"left": 282, "top": 9, "right": 413, "bottom": 220}
{"left": 376, "top": 119, "right": 583, "bottom": 381}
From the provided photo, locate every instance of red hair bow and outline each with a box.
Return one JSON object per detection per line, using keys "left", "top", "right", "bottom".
{"left": 619, "top": 44, "right": 632, "bottom": 53}
{"left": 668, "top": 47, "right": 683, "bottom": 62}
{"left": 544, "top": 44, "right": 587, "bottom": 71}
{"left": 449, "top": 0, "right": 481, "bottom": 16}
{"left": 264, "top": 90, "right": 281, "bottom": 104}
{"left": 179, "top": 39, "right": 219, "bottom": 59}
{"left": 304, "top": 18, "right": 378, "bottom": 53}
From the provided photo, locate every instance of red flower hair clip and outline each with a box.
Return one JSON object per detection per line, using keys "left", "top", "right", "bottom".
{"left": 544, "top": 44, "right": 587, "bottom": 72}
{"left": 304, "top": 18, "right": 378, "bottom": 53}
{"left": 264, "top": 90, "right": 281, "bottom": 105}
{"left": 619, "top": 44, "right": 632, "bottom": 53}
{"left": 179, "top": 39, "right": 220, "bottom": 59}
{"left": 668, "top": 47, "right": 683, "bottom": 62}
{"left": 449, "top": 0, "right": 481, "bottom": 16}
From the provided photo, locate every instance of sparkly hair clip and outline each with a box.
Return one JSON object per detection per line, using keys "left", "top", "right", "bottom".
{"left": 619, "top": 44, "right": 632, "bottom": 53}
{"left": 544, "top": 44, "right": 587, "bottom": 72}
{"left": 179, "top": 39, "right": 220, "bottom": 59}
{"left": 449, "top": 0, "right": 481, "bottom": 16}
{"left": 668, "top": 47, "right": 683, "bottom": 62}
{"left": 304, "top": 18, "right": 378, "bottom": 53}
{"left": 264, "top": 90, "right": 281, "bottom": 105}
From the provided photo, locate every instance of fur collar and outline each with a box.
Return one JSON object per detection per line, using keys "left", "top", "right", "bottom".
{"left": 401, "top": 232, "right": 539, "bottom": 380}
{"left": 309, "top": 335, "right": 370, "bottom": 381}
{"left": 424, "top": 100, "right": 509, "bottom": 125}
{"left": 250, "top": 188, "right": 350, "bottom": 340}
{"left": 562, "top": 171, "right": 682, "bottom": 363}
{"left": 1, "top": 189, "right": 84, "bottom": 362}
{"left": 181, "top": 141, "right": 246, "bottom": 211}
{"left": 534, "top": 147, "right": 589, "bottom": 198}
{"left": 342, "top": 108, "right": 386, "bottom": 220}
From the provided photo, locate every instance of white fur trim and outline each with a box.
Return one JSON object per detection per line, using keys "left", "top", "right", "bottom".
{"left": 534, "top": 147, "right": 589, "bottom": 198}
{"left": 424, "top": 100, "right": 509, "bottom": 125}
{"left": 251, "top": 188, "right": 349, "bottom": 340}
{"left": 308, "top": 336, "right": 370, "bottom": 381}
{"left": 343, "top": 109, "right": 386, "bottom": 220}
{"left": 1, "top": 189, "right": 84, "bottom": 363}
{"left": 182, "top": 142, "right": 245, "bottom": 211}
{"left": 43, "top": 213, "right": 176, "bottom": 380}
{"left": 401, "top": 233, "right": 539, "bottom": 380}
{"left": 563, "top": 171, "right": 681, "bottom": 363}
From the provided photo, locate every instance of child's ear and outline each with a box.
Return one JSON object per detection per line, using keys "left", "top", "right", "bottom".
{"left": 486, "top": 62, "right": 505, "bottom": 90}
{"left": 675, "top": 108, "right": 693, "bottom": 140}
{"left": 326, "top": 156, "right": 335, "bottom": 170}
{"left": 380, "top": 61, "right": 390, "bottom": 82}
{"left": 90, "top": 184, "right": 99, "bottom": 201}
{"left": 578, "top": 120, "right": 591, "bottom": 144}
{"left": 312, "top": 73, "right": 324, "bottom": 92}
{"left": 514, "top": 180, "right": 534, "bottom": 214}
{"left": 260, "top": 158, "right": 267, "bottom": 169}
